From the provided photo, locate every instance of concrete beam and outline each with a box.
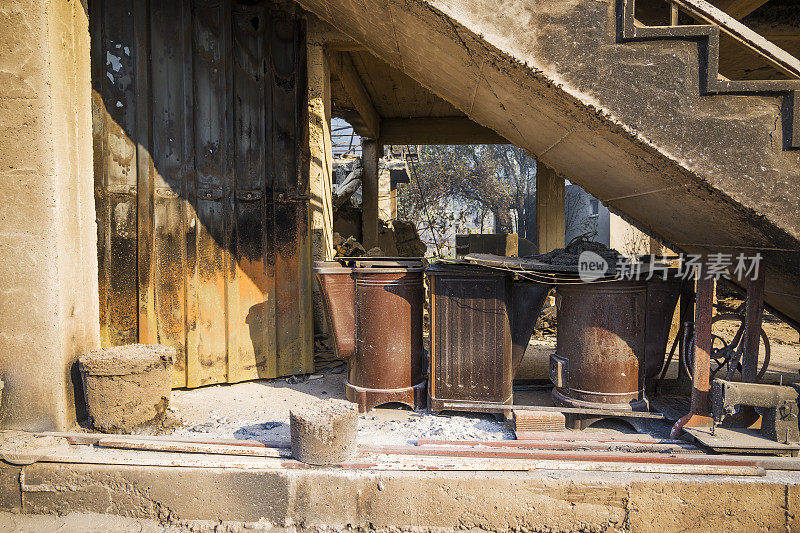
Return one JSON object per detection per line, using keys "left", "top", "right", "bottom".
{"left": 327, "top": 51, "right": 380, "bottom": 139}
{"left": 715, "top": 0, "right": 769, "bottom": 20}
{"left": 535, "top": 164, "right": 565, "bottom": 254}
{"left": 307, "top": 14, "right": 366, "bottom": 51}
{"left": 0, "top": 0, "right": 99, "bottom": 430}
{"left": 380, "top": 117, "right": 508, "bottom": 145}
{"left": 4, "top": 460, "right": 800, "bottom": 530}
{"left": 361, "top": 140, "right": 380, "bottom": 250}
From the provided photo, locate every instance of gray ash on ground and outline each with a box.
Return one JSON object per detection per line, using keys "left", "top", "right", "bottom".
{"left": 530, "top": 238, "right": 621, "bottom": 270}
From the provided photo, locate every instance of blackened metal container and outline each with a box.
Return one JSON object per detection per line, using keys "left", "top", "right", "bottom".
{"left": 511, "top": 281, "right": 551, "bottom": 374}
{"left": 644, "top": 277, "right": 681, "bottom": 378}
{"left": 349, "top": 260, "right": 426, "bottom": 412}
{"left": 428, "top": 263, "right": 548, "bottom": 415}
{"left": 550, "top": 281, "right": 648, "bottom": 424}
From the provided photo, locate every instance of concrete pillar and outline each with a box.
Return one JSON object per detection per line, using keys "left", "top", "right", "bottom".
{"left": 307, "top": 39, "right": 334, "bottom": 336}
{"left": 535, "top": 163, "right": 565, "bottom": 253}
{"left": 0, "top": 0, "right": 99, "bottom": 430}
{"left": 307, "top": 41, "right": 334, "bottom": 262}
{"left": 361, "top": 139, "right": 380, "bottom": 250}
{"left": 378, "top": 168, "right": 392, "bottom": 221}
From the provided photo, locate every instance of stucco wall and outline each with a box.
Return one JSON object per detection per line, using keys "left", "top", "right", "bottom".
{"left": 0, "top": 0, "right": 99, "bottom": 430}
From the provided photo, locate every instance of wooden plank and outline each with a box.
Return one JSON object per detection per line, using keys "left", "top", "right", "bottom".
{"left": 379, "top": 117, "right": 507, "bottom": 145}
{"left": 97, "top": 437, "right": 290, "bottom": 458}
{"left": 90, "top": 0, "right": 110, "bottom": 347}
{"left": 440, "top": 402, "right": 666, "bottom": 419}
{"left": 327, "top": 50, "right": 380, "bottom": 139}
{"left": 229, "top": 2, "right": 271, "bottom": 382}
{"left": 361, "top": 139, "right": 379, "bottom": 250}
{"left": 189, "top": 0, "right": 230, "bottom": 387}
{"left": 296, "top": 20, "right": 315, "bottom": 375}
{"left": 149, "top": 0, "right": 190, "bottom": 386}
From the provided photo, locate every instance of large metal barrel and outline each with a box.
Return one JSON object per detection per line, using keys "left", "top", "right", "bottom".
{"left": 644, "top": 277, "right": 681, "bottom": 378}
{"left": 313, "top": 261, "right": 355, "bottom": 360}
{"left": 551, "top": 281, "right": 648, "bottom": 413}
{"left": 349, "top": 260, "right": 426, "bottom": 412}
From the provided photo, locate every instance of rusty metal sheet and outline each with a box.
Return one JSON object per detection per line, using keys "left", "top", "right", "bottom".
{"left": 91, "top": 0, "right": 140, "bottom": 348}
{"left": 149, "top": 0, "right": 192, "bottom": 386}
{"left": 92, "top": 0, "right": 312, "bottom": 388}
{"left": 189, "top": 0, "right": 230, "bottom": 387}
{"left": 428, "top": 265, "right": 513, "bottom": 412}
{"left": 272, "top": 6, "right": 313, "bottom": 377}
{"left": 229, "top": 3, "right": 271, "bottom": 382}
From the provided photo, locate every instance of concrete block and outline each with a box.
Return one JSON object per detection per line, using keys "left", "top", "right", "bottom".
{"left": 290, "top": 399, "right": 358, "bottom": 465}
{"left": 0, "top": 0, "right": 99, "bottom": 432}
{"left": 287, "top": 470, "right": 627, "bottom": 530}
{"left": 79, "top": 345, "right": 175, "bottom": 433}
{"left": 0, "top": 466, "right": 22, "bottom": 512}
{"left": 20, "top": 463, "right": 290, "bottom": 523}
{"left": 629, "top": 480, "right": 788, "bottom": 532}
{"left": 0, "top": 4, "right": 48, "bottom": 99}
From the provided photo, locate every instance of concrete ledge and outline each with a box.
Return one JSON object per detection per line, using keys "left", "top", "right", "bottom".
{"left": 3, "top": 461, "right": 799, "bottom": 531}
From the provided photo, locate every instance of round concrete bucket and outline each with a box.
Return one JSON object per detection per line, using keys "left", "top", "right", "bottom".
{"left": 79, "top": 344, "right": 175, "bottom": 433}
{"left": 290, "top": 399, "right": 358, "bottom": 465}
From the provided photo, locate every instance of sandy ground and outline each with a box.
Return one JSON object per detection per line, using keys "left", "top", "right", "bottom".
{"left": 166, "top": 340, "right": 562, "bottom": 445}
{"left": 168, "top": 367, "right": 517, "bottom": 446}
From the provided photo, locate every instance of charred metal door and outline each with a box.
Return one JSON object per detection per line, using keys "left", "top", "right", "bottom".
{"left": 91, "top": 0, "right": 313, "bottom": 388}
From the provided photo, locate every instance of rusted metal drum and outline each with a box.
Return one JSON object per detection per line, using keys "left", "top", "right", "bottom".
{"left": 551, "top": 281, "right": 648, "bottom": 421}
{"left": 313, "top": 261, "right": 355, "bottom": 360}
{"left": 349, "top": 260, "right": 426, "bottom": 412}
{"left": 645, "top": 277, "right": 681, "bottom": 378}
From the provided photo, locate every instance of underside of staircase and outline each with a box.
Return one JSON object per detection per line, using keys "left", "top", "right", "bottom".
{"left": 299, "top": 0, "right": 800, "bottom": 327}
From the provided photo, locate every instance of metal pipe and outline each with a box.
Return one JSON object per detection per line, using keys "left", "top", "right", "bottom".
{"left": 440, "top": 401, "right": 665, "bottom": 419}
{"left": 742, "top": 271, "right": 766, "bottom": 382}
{"left": 672, "top": 265, "right": 715, "bottom": 437}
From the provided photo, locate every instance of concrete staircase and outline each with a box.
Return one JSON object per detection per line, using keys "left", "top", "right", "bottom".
{"left": 299, "top": 0, "right": 800, "bottom": 325}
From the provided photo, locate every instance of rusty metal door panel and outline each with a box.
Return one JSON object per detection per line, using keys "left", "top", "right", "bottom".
{"left": 149, "top": 0, "right": 193, "bottom": 386}
{"left": 91, "top": 0, "right": 140, "bottom": 348}
{"left": 271, "top": 7, "right": 313, "bottom": 377}
{"left": 188, "top": 0, "right": 231, "bottom": 387}
{"left": 229, "top": 3, "right": 274, "bottom": 382}
{"left": 91, "top": 0, "right": 313, "bottom": 388}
